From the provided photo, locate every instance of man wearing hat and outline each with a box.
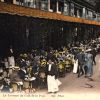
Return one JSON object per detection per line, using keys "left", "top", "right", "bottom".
{"left": 91, "top": 48, "right": 96, "bottom": 65}
{"left": 77, "top": 49, "right": 85, "bottom": 77}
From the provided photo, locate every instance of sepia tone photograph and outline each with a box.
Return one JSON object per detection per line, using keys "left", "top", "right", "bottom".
{"left": 0, "top": 0, "right": 100, "bottom": 100}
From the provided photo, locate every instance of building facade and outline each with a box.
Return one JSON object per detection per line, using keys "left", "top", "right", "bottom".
{"left": 0, "top": 0, "right": 100, "bottom": 57}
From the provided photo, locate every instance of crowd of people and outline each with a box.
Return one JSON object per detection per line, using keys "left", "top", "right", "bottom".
{"left": 0, "top": 37, "right": 100, "bottom": 93}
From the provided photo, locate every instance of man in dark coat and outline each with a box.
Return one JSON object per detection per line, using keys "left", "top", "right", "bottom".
{"left": 30, "top": 61, "right": 40, "bottom": 90}
{"left": 91, "top": 48, "right": 96, "bottom": 65}
{"left": 18, "top": 67, "right": 28, "bottom": 80}
{"left": 47, "top": 59, "right": 59, "bottom": 93}
{"left": 77, "top": 50, "right": 85, "bottom": 77}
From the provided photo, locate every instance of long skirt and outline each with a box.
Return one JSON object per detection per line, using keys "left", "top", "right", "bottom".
{"left": 47, "top": 75, "right": 59, "bottom": 93}
{"left": 73, "top": 60, "right": 78, "bottom": 73}
{"left": 86, "top": 62, "right": 93, "bottom": 77}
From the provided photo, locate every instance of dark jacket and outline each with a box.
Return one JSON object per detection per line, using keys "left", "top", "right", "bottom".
{"left": 77, "top": 52, "right": 85, "bottom": 65}
{"left": 18, "top": 69, "right": 27, "bottom": 80}
{"left": 47, "top": 64, "right": 58, "bottom": 79}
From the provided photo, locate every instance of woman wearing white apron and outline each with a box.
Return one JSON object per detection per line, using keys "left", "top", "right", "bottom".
{"left": 73, "top": 58, "right": 78, "bottom": 74}
{"left": 8, "top": 56, "right": 15, "bottom": 67}
{"left": 47, "top": 59, "right": 61, "bottom": 93}
{"left": 4, "top": 58, "right": 9, "bottom": 68}
{"left": 8, "top": 48, "right": 15, "bottom": 68}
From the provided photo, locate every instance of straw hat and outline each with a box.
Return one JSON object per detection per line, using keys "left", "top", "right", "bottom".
{"left": 13, "top": 66, "right": 20, "bottom": 70}
{"left": 9, "top": 66, "right": 14, "bottom": 69}
{"left": 86, "top": 49, "right": 92, "bottom": 52}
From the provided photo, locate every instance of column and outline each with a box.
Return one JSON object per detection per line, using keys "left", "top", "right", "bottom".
{"left": 96, "top": 14, "right": 98, "bottom": 21}
{"left": 77, "top": 10, "right": 80, "bottom": 18}
{"left": 82, "top": 7, "right": 86, "bottom": 18}
{"left": 70, "top": 3, "right": 74, "bottom": 16}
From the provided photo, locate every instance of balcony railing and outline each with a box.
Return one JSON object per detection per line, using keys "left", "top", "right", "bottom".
{"left": 1, "top": 0, "right": 100, "bottom": 22}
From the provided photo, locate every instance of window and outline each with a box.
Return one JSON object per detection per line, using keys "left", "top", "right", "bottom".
{"left": 70, "top": 3, "right": 74, "bottom": 16}
{"left": 41, "top": 0, "right": 48, "bottom": 10}
{"left": 33, "top": 0, "right": 37, "bottom": 8}
{"left": 50, "top": 0, "right": 56, "bottom": 12}
{"left": 63, "top": 1, "right": 69, "bottom": 15}
{"left": 58, "top": 1, "right": 64, "bottom": 12}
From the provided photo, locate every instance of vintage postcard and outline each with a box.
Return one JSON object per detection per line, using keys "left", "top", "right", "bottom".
{"left": 0, "top": 0, "right": 100, "bottom": 100}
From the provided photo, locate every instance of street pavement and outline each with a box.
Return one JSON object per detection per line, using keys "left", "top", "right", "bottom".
{"left": 0, "top": 54, "right": 100, "bottom": 100}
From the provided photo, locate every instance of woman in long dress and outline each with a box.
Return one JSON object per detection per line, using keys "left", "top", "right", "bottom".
{"left": 85, "top": 50, "right": 93, "bottom": 77}
{"left": 73, "top": 58, "right": 78, "bottom": 74}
